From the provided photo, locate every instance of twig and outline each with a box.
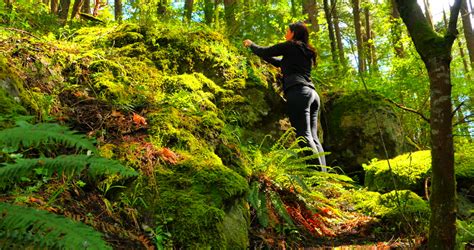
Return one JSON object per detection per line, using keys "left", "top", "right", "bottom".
{"left": 385, "top": 98, "right": 430, "bottom": 123}
{"left": 453, "top": 114, "right": 474, "bottom": 127}
{"left": 452, "top": 101, "right": 465, "bottom": 117}
{"left": 1, "top": 27, "right": 41, "bottom": 40}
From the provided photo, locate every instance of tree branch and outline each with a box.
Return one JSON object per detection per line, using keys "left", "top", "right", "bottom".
{"left": 451, "top": 101, "right": 465, "bottom": 117}
{"left": 453, "top": 114, "right": 474, "bottom": 127}
{"left": 385, "top": 98, "right": 430, "bottom": 123}
{"left": 446, "top": 0, "right": 463, "bottom": 46}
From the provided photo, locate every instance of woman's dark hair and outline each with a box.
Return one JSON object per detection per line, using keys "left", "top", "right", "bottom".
{"left": 289, "top": 22, "right": 317, "bottom": 66}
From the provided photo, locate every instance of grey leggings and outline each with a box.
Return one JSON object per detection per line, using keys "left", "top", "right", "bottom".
{"left": 285, "top": 85, "right": 326, "bottom": 168}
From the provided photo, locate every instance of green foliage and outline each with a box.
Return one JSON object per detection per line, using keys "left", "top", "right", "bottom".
{"left": 456, "top": 220, "right": 474, "bottom": 249}
{"left": 0, "top": 155, "right": 137, "bottom": 189}
{"left": 364, "top": 143, "right": 474, "bottom": 193}
{"left": 0, "top": 202, "right": 111, "bottom": 249}
{"left": 0, "top": 122, "right": 98, "bottom": 153}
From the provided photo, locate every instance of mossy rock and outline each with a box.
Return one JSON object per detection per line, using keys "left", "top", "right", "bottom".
{"left": 322, "top": 90, "right": 405, "bottom": 176}
{"left": 144, "top": 154, "right": 249, "bottom": 248}
{"left": 364, "top": 144, "right": 474, "bottom": 194}
{"left": 345, "top": 189, "right": 430, "bottom": 235}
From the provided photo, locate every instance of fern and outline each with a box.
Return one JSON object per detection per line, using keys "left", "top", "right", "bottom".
{"left": 248, "top": 181, "right": 270, "bottom": 227}
{"left": 0, "top": 122, "right": 97, "bottom": 153}
{"left": 269, "top": 190, "right": 294, "bottom": 227}
{"left": 0, "top": 155, "right": 137, "bottom": 189}
{"left": 0, "top": 202, "right": 111, "bottom": 249}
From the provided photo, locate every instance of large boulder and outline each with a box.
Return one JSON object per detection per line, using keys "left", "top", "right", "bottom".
{"left": 322, "top": 91, "right": 405, "bottom": 177}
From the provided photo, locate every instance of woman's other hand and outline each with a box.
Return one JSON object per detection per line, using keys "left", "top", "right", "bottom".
{"left": 243, "top": 39, "right": 253, "bottom": 47}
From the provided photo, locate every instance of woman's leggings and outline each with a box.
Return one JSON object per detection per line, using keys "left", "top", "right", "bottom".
{"left": 285, "top": 85, "right": 326, "bottom": 169}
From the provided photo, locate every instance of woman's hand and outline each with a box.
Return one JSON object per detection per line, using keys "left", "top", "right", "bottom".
{"left": 243, "top": 39, "right": 253, "bottom": 47}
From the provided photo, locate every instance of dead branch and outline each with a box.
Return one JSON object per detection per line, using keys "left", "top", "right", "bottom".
{"left": 385, "top": 98, "right": 430, "bottom": 123}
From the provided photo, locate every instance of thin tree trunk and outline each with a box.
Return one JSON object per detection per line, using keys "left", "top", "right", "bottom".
{"left": 71, "top": 0, "right": 83, "bottom": 19}
{"left": 324, "top": 0, "right": 338, "bottom": 64}
{"left": 444, "top": 8, "right": 471, "bottom": 73}
{"left": 92, "top": 0, "right": 100, "bottom": 16}
{"left": 58, "top": 0, "right": 71, "bottom": 23}
{"left": 302, "top": 0, "right": 319, "bottom": 32}
{"left": 81, "top": 0, "right": 90, "bottom": 14}
{"left": 395, "top": 0, "right": 462, "bottom": 248}
{"left": 390, "top": 0, "right": 405, "bottom": 57}
{"left": 331, "top": 0, "right": 345, "bottom": 65}
{"left": 203, "top": 0, "right": 214, "bottom": 25}
{"left": 352, "top": 0, "right": 366, "bottom": 72}
{"left": 423, "top": 0, "right": 434, "bottom": 29}
{"left": 51, "top": 0, "right": 59, "bottom": 13}
{"left": 184, "top": 0, "right": 194, "bottom": 22}
{"left": 364, "top": 5, "right": 377, "bottom": 71}
{"left": 114, "top": 0, "right": 122, "bottom": 22}
{"left": 291, "top": 0, "right": 297, "bottom": 17}
{"left": 461, "top": 0, "right": 474, "bottom": 66}
{"left": 223, "top": 0, "right": 237, "bottom": 34}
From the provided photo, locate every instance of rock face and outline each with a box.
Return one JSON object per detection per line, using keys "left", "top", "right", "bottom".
{"left": 322, "top": 91, "right": 405, "bottom": 177}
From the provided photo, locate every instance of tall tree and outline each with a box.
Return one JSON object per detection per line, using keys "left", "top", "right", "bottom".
{"left": 422, "top": 0, "right": 434, "bottom": 29}
{"left": 81, "top": 0, "right": 90, "bottom": 14}
{"left": 461, "top": 0, "right": 474, "bottom": 66}
{"left": 203, "top": 0, "right": 214, "bottom": 24}
{"left": 71, "top": 0, "right": 83, "bottom": 19}
{"left": 51, "top": 0, "right": 59, "bottom": 13}
{"left": 390, "top": 0, "right": 405, "bottom": 57}
{"left": 324, "top": 0, "right": 338, "bottom": 64}
{"left": 58, "top": 0, "right": 71, "bottom": 23}
{"left": 331, "top": 0, "right": 345, "bottom": 65}
{"left": 302, "top": 0, "right": 319, "bottom": 32}
{"left": 223, "top": 0, "right": 237, "bottom": 33}
{"left": 395, "top": 0, "right": 462, "bottom": 248}
{"left": 114, "top": 0, "right": 122, "bottom": 22}
{"left": 352, "top": 0, "right": 366, "bottom": 72}
{"left": 184, "top": 0, "right": 194, "bottom": 22}
{"left": 364, "top": 2, "right": 377, "bottom": 71}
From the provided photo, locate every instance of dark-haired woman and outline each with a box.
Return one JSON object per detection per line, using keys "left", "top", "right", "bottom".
{"left": 243, "top": 22, "right": 326, "bottom": 170}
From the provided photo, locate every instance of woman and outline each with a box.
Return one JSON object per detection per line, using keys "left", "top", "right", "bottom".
{"left": 243, "top": 22, "right": 326, "bottom": 170}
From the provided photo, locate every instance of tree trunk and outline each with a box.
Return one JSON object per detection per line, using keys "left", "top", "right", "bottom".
{"left": 184, "top": 0, "right": 194, "bottom": 22}
{"left": 51, "top": 0, "right": 58, "bottom": 13}
{"left": 364, "top": 4, "right": 377, "bottom": 71}
{"left": 423, "top": 0, "right": 434, "bottom": 29}
{"left": 114, "top": 0, "right": 122, "bottom": 22}
{"left": 352, "top": 0, "right": 366, "bottom": 72}
{"left": 302, "top": 0, "right": 319, "bottom": 32}
{"left": 390, "top": 0, "right": 405, "bottom": 57}
{"left": 395, "top": 0, "right": 462, "bottom": 248}
{"left": 324, "top": 0, "right": 338, "bottom": 64}
{"left": 81, "top": 0, "right": 90, "bottom": 14}
{"left": 203, "top": 0, "right": 214, "bottom": 24}
{"left": 92, "top": 0, "right": 99, "bottom": 16}
{"left": 331, "top": 0, "right": 345, "bottom": 65}
{"left": 461, "top": 0, "right": 474, "bottom": 66}
{"left": 291, "top": 0, "right": 297, "bottom": 17}
{"left": 58, "top": 0, "right": 71, "bottom": 23}
{"left": 444, "top": 8, "right": 471, "bottom": 73}
{"left": 223, "top": 0, "right": 237, "bottom": 34}
{"left": 71, "top": 0, "right": 83, "bottom": 19}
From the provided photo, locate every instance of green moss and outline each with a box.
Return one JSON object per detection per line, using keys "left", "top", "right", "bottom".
{"left": 364, "top": 143, "right": 474, "bottom": 194}
{"left": 150, "top": 155, "right": 249, "bottom": 248}
{"left": 0, "top": 87, "right": 26, "bottom": 116}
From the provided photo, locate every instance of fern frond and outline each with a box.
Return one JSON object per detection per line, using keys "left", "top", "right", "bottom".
{"left": 0, "top": 122, "right": 97, "bottom": 153}
{"left": 269, "top": 191, "right": 294, "bottom": 227}
{"left": 0, "top": 155, "right": 137, "bottom": 189}
{"left": 0, "top": 202, "right": 111, "bottom": 249}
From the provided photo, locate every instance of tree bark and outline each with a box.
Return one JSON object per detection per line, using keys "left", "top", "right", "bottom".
{"left": 461, "top": 0, "right": 474, "bottom": 66}
{"left": 291, "top": 0, "right": 297, "bottom": 17}
{"left": 352, "top": 0, "right": 366, "bottom": 72}
{"left": 203, "top": 0, "right": 214, "bottom": 25}
{"left": 92, "top": 0, "right": 99, "bottom": 16}
{"left": 58, "top": 0, "right": 71, "bottom": 23}
{"left": 114, "top": 0, "right": 122, "bottom": 22}
{"left": 81, "top": 0, "right": 90, "bottom": 14}
{"left": 331, "top": 0, "right": 345, "bottom": 65}
{"left": 184, "top": 0, "right": 194, "bottom": 22}
{"left": 223, "top": 0, "right": 237, "bottom": 34}
{"left": 71, "top": 0, "right": 83, "bottom": 19}
{"left": 51, "top": 0, "right": 59, "bottom": 14}
{"left": 324, "top": 0, "right": 338, "bottom": 64}
{"left": 422, "top": 0, "right": 434, "bottom": 29}
{"left": 302, "top": 0, "right": 319, "bottom": 32}
{"left": 390, "top": 0, "right": 405, "bottom": 57}
{"left": 395, "top": 0, "right": 462, "bottom": 248}
{"left": 364, "top": 4, "right": 377, "bottom": 71}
